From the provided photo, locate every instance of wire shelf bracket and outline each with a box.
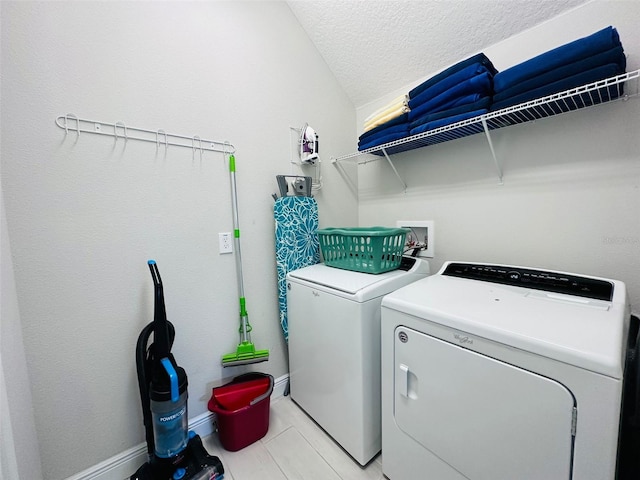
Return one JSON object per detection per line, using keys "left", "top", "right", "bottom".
{"left": 481, "top": 117, "right": 503, "bottom": 185}
{"left": 381, "top": 147, "right": 407, "bottom": 191}
{"left": 55, "top": 114, "right": 235, "bottom": 155}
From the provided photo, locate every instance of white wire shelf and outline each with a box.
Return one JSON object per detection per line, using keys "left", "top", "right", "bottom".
{"left": 55, "top": 114, "right": 235, "bottom": 156}
{"left": 332, "top": 69, "right": 640, "bottom": 189}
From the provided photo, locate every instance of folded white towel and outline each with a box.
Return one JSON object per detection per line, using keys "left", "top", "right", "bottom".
{"left": 364, "top": 94, "right": 409, "bottom": 124}
{"left": 363, "top": 104, "right": 410, "bottom": 133}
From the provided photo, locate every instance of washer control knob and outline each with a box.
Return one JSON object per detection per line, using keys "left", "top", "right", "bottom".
{"left": 507, "top": 271, "right": 521, "bottom": 282}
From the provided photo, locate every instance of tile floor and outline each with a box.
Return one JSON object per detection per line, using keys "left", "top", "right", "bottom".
{"left": 203, "top": 395, "right": 384, "bottom": 480}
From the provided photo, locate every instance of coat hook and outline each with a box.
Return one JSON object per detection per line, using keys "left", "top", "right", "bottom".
{"left": 192, "top": 135, "right": 203, "bottom": 161}
{"left": 64, "top": 113, "right": 80, "bottom": 136}
{"left": 115, "top": 121, "right": 128, "bottom": 142}
{"left": 223, "top": 140, "right": 232, "bottom": 159}
{"left": 156, "top": 129, "right": 168, "bottom": 150}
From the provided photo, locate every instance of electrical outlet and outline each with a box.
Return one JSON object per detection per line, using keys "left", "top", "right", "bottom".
{"left": 218, "top": 232, "right": 233, "bottom": 254}
{"left": 397, "top": 220, "right": 434, "bottom": 258}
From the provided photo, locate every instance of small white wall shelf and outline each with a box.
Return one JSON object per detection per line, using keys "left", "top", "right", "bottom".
{"left": 55, "top": 114, "right": 235, "bottom": 156}
{"left": 332, "top": 69, "right": 640, "bottom": 192}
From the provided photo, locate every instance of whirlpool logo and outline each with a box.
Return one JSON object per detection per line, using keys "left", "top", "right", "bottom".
{"left": 454, "top": 333, "right": 473, "bottom": 345}
{"left": 159, "top": 406, "right": 186, "bottom": 423}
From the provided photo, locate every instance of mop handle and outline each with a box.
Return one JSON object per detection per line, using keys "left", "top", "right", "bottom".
{"left": 229, "top": 155, "right": 250, "bottom": 343}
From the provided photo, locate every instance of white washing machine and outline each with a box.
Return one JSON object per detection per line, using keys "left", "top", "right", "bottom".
{"left": 381, "top": 261, "right": 631, "bottom": 480}
{"left": 287, "top": 257, "right": 430, "bottom": 465}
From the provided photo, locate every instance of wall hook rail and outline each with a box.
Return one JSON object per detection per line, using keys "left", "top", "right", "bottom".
{"left": 55, "top": 114, "right": 235, "bottom": 154}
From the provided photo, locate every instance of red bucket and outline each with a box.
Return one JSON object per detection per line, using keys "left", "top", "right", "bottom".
{"left": 208, "top": 373, "right": 274, "bottom": 451}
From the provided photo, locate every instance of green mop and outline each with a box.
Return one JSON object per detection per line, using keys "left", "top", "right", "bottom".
{"left": 221, "top": 154, "right": 270, "bottom": 367}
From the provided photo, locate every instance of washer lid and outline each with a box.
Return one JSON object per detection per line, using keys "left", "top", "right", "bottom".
{"left": 382, "top": 263, "right": 628, "bottom": 378}
{"left": 288, "top": 262, "right": 421, "bottom": 300}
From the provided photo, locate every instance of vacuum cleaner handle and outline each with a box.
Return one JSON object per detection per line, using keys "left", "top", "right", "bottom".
{"left": 148, "top": 260, "right": 171, "bottom": 359}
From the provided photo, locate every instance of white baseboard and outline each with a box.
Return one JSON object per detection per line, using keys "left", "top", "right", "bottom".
{"left": 65, "top": 374, "right": 289, "bottom": 480}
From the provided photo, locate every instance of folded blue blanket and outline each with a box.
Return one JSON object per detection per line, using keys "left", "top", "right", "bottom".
{"left": 408, "top": 72, "right": 492, "bottom": 121}
{"left": 408, "top": 63, "right": 491, "bottom": 109}
{"left": 409, "top": 52, "right": 497, "bottom": 99}
{"left": 493, "top": 46, "right": 625, "bottom": 102}
{"left": 358, "top": 124, "right": 411, "bottom": 151}
{"left": 409, "top": 97, "right": 492, "bottom": 130}
{"left": 491, "top": 63, "right": 622, "bottom": 111}
{"left": 414, "top": 92, "right": 484, "bottom": 120}
{"left": 494, "top": 26, "right": 621, "bottom": 93}
{"left": 359, "top": 122, "right": 411, "bottom": 143}
{"left": 409, "top": 109, "right": 488, "bottom": 136}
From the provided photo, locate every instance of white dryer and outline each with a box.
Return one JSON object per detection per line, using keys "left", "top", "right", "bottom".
{"left": 381, "top": 262, "right": 630, "bottom": 480}
{"left": 287, "top": 257, "right": 430, "bottom": 465}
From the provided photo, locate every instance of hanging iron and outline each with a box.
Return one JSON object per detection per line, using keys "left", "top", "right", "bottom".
{"left": 299, "top": 123, "right": 319, "bottom": 164}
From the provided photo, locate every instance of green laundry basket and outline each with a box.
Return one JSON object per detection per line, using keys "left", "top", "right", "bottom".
{"left": 316, "top": 227, "right": 409, "bottom": 274}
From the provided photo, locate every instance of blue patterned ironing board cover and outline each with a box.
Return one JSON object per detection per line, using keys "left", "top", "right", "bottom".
{"left": 274, "top": 196, "right": 320, "bottom": 342}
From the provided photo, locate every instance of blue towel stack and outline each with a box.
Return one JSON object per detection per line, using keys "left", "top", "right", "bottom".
{"left": 357, "top": 53, "right": 497, "bottom": 152}
{"left": 407, "top": 53, "right": 497, "bottom": 136}
{"left": 491, "top": 26, "right": 626, "bottom": 111}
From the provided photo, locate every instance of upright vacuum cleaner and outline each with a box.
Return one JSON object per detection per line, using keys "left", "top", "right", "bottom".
{"left": 130, "top": 260, "right": 224, "bottom": 480}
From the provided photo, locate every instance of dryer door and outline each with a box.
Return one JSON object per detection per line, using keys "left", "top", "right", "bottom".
{"left": 394, "top": 326, "right": 575, "bottom": 480}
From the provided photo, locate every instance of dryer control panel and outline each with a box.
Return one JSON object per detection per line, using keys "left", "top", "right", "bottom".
{"left": 442, "top": 262, "right": 613, "bottom": 301}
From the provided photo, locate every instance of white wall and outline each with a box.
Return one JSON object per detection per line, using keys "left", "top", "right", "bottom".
{"left": 1, "top": 186, "right": 43, "bottom": 480}
{"left": 355, "top": 0, "right": 640, "bottom": 314}
{"left": 0, "top": 2, "right": 356, "bottom": 479}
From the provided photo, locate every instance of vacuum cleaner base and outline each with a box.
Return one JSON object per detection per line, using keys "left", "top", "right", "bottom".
{"left": 130, "top": 433, "right": 224, "bottom": 480}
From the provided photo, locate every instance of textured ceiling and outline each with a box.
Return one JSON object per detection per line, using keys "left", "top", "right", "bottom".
{"left": 287, "top": 0, "right": 589, "bottom": 107}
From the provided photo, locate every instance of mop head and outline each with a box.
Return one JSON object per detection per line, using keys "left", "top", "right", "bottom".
{"left": 223, "top": 297, "right": 269, "bottom": 367}
{"left": 221, "top": 341, "right": 270, "bottom": 367}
